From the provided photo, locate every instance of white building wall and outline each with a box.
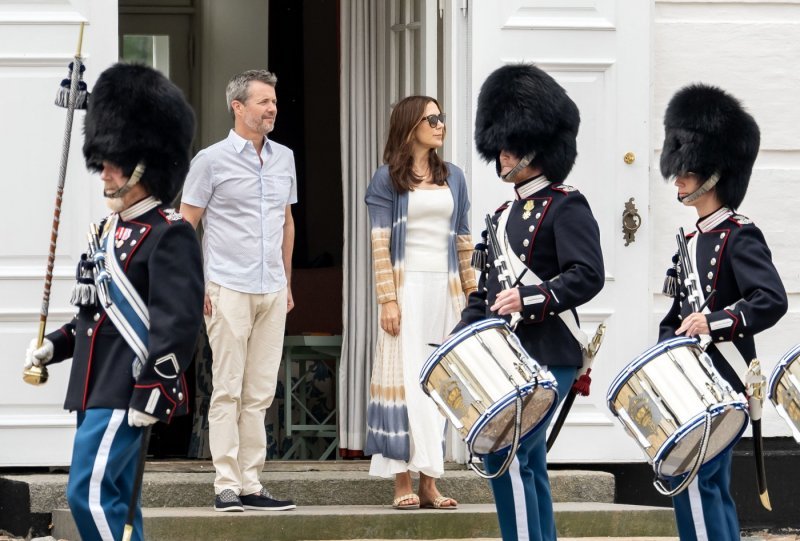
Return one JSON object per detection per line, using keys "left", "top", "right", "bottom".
{"left": 0, "top": 1, "right": 118, "bottom": 466}
{"left": 1, "top": 0, "right": 798, "bottom": 466}
{"left": 651, "top": 0, "right": 800, "bottom": 437}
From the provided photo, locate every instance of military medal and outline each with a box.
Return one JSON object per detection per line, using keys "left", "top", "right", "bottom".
{"left": 115, "top": 226, "right": 132, "bottom": 248}
{"left": 522, "top": 200, "right": 534, "bottom": 220}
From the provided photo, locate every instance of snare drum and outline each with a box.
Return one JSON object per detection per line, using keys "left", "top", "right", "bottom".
{"left": 768, "top": 343, "right": 800, "bottom": 443}
{"left": 420, "top": 318, "right": 557, "bottom": 457}
{"left": 607, "top": 337, "right": 748, "bottom": 479}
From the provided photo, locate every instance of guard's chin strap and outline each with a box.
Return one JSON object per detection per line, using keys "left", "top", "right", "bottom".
{"left": 500, "top": 151, "right": 537, "bottom": 183}
{"left": 104, "top": 162, "right": 146, "bottom": 199}
{"left": 678, "top": 171, "right": 721, "bottom": 204}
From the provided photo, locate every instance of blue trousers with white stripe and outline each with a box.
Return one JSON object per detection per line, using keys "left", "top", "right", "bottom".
{"left": 483, "top": 366, "right": 577, "bottom": 541}
{"left": 671, "top": 448, "right": 740, "bottom": 541}
{"left": 67, "top": 409, "right": 145, "bottom": 541}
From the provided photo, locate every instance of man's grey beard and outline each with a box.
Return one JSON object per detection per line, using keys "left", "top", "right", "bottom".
{"left": 104, "top": 194, "right": 126, "bottom": 213}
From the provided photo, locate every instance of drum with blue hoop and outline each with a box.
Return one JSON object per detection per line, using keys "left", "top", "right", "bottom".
{"left": 607, "top": 337, "right": 749, "bottom": 479}
{"left": 420, "top": 318, "right": 557, "bottom": 456}
{"left": 768, "top": 343, "right": 800, "bottom": 443}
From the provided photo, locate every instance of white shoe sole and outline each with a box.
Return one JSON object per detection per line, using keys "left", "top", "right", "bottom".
{"left": 214, "top": 505, "right": 244, "bottom": 512}
{"left": 242, "top": 504, "right": 297, "bottom": 511}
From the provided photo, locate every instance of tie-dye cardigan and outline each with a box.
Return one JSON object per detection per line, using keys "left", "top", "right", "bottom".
{"left": 363, "top": 162, "right": 477, "bottom": 461}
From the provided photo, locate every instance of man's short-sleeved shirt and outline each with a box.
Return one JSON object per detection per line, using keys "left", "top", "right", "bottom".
{"left": 182, "top": 129, "right": 298, "bottom": 294}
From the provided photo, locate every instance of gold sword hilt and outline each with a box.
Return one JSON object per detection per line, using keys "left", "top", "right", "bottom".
{"left": 587, "top": 322, "right": 607, "bottom": 360}
{"left": 746, "top": 358, "right": 766, "bottom": 403}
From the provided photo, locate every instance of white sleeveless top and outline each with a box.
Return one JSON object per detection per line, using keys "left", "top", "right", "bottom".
{"left": 405, "top": 187, "right": 453, "bottom": 272}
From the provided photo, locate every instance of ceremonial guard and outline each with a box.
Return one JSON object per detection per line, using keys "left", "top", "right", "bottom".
{"left": 23, "top": 64, "right": 203, "bottom": 541}
{"left": 455, "top": 64, "right": 604, "bottom": 541}
{"left": 658, "top": 83, "right": 787, "bottom": 540}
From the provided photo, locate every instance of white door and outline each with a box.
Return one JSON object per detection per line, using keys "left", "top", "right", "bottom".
{"left": 469, "top": 0, "right": 652, "bottom": 463}
{"left": 0, "top": 1, "right": 119, "bottom": 466}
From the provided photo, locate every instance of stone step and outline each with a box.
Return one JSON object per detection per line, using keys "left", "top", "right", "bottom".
{"left": 1, "top": 467, "right": 614, "bottom": 514}
{"left": 51, "top": 503, "right": 677, "bottom": 540}
{"left": 311, "top": 535, "right": 800, "bottom": 541}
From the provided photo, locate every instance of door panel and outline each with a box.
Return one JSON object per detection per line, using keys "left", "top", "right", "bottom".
{"left": 0, "top": 0, "right": 119, "bottom": 467}
{"left": 470, "top": 0, "right": 651, "bottom": 463}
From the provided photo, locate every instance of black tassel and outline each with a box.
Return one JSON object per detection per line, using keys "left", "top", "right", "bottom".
{"left": 70, "top": 254, "right": 98, "bottom": 307}
{"left": 471, "top": 242, "right": 488, "bottom": 270}
{"left": 55, "top": 62, "right": 89, "bottom": 110}
{"left": 662, "top": 253, "right": 679, "bottom": 297}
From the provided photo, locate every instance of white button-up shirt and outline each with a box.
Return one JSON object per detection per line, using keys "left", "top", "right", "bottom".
{"left": 182, "top": 129, "right": 297, "bottom": 294}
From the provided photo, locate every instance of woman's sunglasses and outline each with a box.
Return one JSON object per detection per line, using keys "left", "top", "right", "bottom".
{"left": 419, "top": 113, "right": 446, "bottom": 128}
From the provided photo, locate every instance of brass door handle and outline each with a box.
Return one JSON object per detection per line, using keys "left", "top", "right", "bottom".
{"left": 622, "top": 198, "right": 641, "bottom": 246}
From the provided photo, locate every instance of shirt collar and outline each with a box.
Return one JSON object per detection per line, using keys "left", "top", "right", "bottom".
{"left": 696, "top": 206, "right": 733, "bottom": 233}
{"left": 119, "top": 196, "right": 161, "bottom": 222}
{"left": 228, "top": 129, "right": 272, "bottom": 156}
{"left": 514, "top": 175, "right": 551, "bottom": 200}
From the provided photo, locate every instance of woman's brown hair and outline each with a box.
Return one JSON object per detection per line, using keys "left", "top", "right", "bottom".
{"left": 383, "top": 95, "right": 449, "bottom": 193}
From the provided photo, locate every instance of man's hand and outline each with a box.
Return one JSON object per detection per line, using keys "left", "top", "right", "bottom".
{"left": 203, "top": 293, "right": 212, "bottom": 316}
{"left": 676, "top": 312, "right": 710, "bottom": 337}
{"left": 128, "top": 408, "right": 159, "bottom": 427}
{"left": 24, "top": 338, "right": 53, "bottom": 369}
{"left": 287, "top": 288, "right": 295, "bottom": 313}
{"left": 491, "top": 288, "right": 522, "bottom": 316}
{"left": 380, "top": 300, "right": 401, "bottom": 336}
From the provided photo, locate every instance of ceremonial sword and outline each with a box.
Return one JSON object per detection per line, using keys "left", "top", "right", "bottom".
{"left": 546, "top": 323, "right": 606, "bottom": 452}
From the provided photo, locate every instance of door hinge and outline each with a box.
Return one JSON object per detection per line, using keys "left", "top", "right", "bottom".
{"left": 461, "top": 0, "right": 468, "bottom": 18}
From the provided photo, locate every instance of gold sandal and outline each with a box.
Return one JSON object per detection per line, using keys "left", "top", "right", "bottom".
{"left": 392, "top": 493, "right": 420, "bottom": 510}
{"left": 421, "top": 495, "right": 458, "bottom": 509}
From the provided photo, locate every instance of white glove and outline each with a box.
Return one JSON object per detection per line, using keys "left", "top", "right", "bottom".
{"left": 127, "top": 408, "right": 159, "bottom": 428}
{"left": 24, "top": 338, "right": 54, "bottom": 369}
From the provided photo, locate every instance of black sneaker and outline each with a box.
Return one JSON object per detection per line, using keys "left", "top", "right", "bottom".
{"left": 214, "top": 489, "right": 244, "bottom": 512}
{"left": 240, "top": 487, "right": 296, "bottom": 511}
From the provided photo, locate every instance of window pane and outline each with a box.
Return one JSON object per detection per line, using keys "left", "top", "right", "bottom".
{"left": 121, "top": 35, "right": 170, "bottom": 77}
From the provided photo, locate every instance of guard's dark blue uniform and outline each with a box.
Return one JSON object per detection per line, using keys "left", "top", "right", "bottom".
{"left": 456, "top": 175, "right": 604, "bottom": 541}
{"left": 45, "top": 198, "right": 204, "bottom": 541}
{"left": 659, "top": 207, "right": 787, "bottom": 541}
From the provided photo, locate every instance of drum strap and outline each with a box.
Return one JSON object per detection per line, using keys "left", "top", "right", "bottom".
{"left": 497, "top": 204, "right": 589, "bottom": 351}
{"left": 687, "top": 235, "right": 747, "bottom": 385}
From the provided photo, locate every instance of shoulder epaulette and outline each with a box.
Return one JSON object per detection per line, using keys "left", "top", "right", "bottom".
{"left": 158, "top": 208, "right": 185, "bottom": 224}
{"left": 729, "top": 213, "right": 753, "bottom": 226}
{"left": 494, "top": 201, "right": 511, "bottom": 213}
{"left": 551, "top": 184, "right": 578, "bottom": 194}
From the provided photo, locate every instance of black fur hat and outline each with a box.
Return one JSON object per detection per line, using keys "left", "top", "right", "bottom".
{"left": 474, "top": 63, "right": 580, "bottom": 183}
{"left": 660, "top": 84, "right": 759, "bottom": 210}
{"left": 83, "top": 63, "right": 195, "bottom": 203}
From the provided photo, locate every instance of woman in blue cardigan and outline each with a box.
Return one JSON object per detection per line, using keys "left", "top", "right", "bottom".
{"left": 364, "top": 95, "right": 476, "bottom": 510}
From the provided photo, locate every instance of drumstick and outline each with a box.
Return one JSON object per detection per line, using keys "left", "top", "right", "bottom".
{"left": 697, "top": 289, "right": 716, "bottom": 313}
{"left": 511, "top": 268, "right": 529, "bottom": 288}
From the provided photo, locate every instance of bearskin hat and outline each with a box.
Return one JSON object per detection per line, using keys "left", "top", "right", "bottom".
{"left": 474, "top": 63, "right": 580, "bottom": 183}
{"left": 660, "top": 84, "right": 760, "bottom": 210}
{"left": 83, "top": 63, "right": 195, "bottom": 203}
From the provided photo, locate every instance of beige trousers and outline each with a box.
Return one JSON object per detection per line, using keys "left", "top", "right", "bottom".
{"left": 205, "top": 281, "right": 287, "bottom": 495}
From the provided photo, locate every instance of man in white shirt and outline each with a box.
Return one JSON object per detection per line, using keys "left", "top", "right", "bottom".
{"left": 180, "top": 69, "right": 297, "bottom": 512}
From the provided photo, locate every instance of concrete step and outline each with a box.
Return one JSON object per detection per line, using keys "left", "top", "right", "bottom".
{"left": 1, "top": 466, "right": 614, "bottom": 514}
{"left": 51, "top": 502, "right": 677, "bottom": 540}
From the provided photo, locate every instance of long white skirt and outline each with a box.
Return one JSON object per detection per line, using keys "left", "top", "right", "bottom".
{"left": 369, "top": 270, "right": 465, "bottom": 478}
